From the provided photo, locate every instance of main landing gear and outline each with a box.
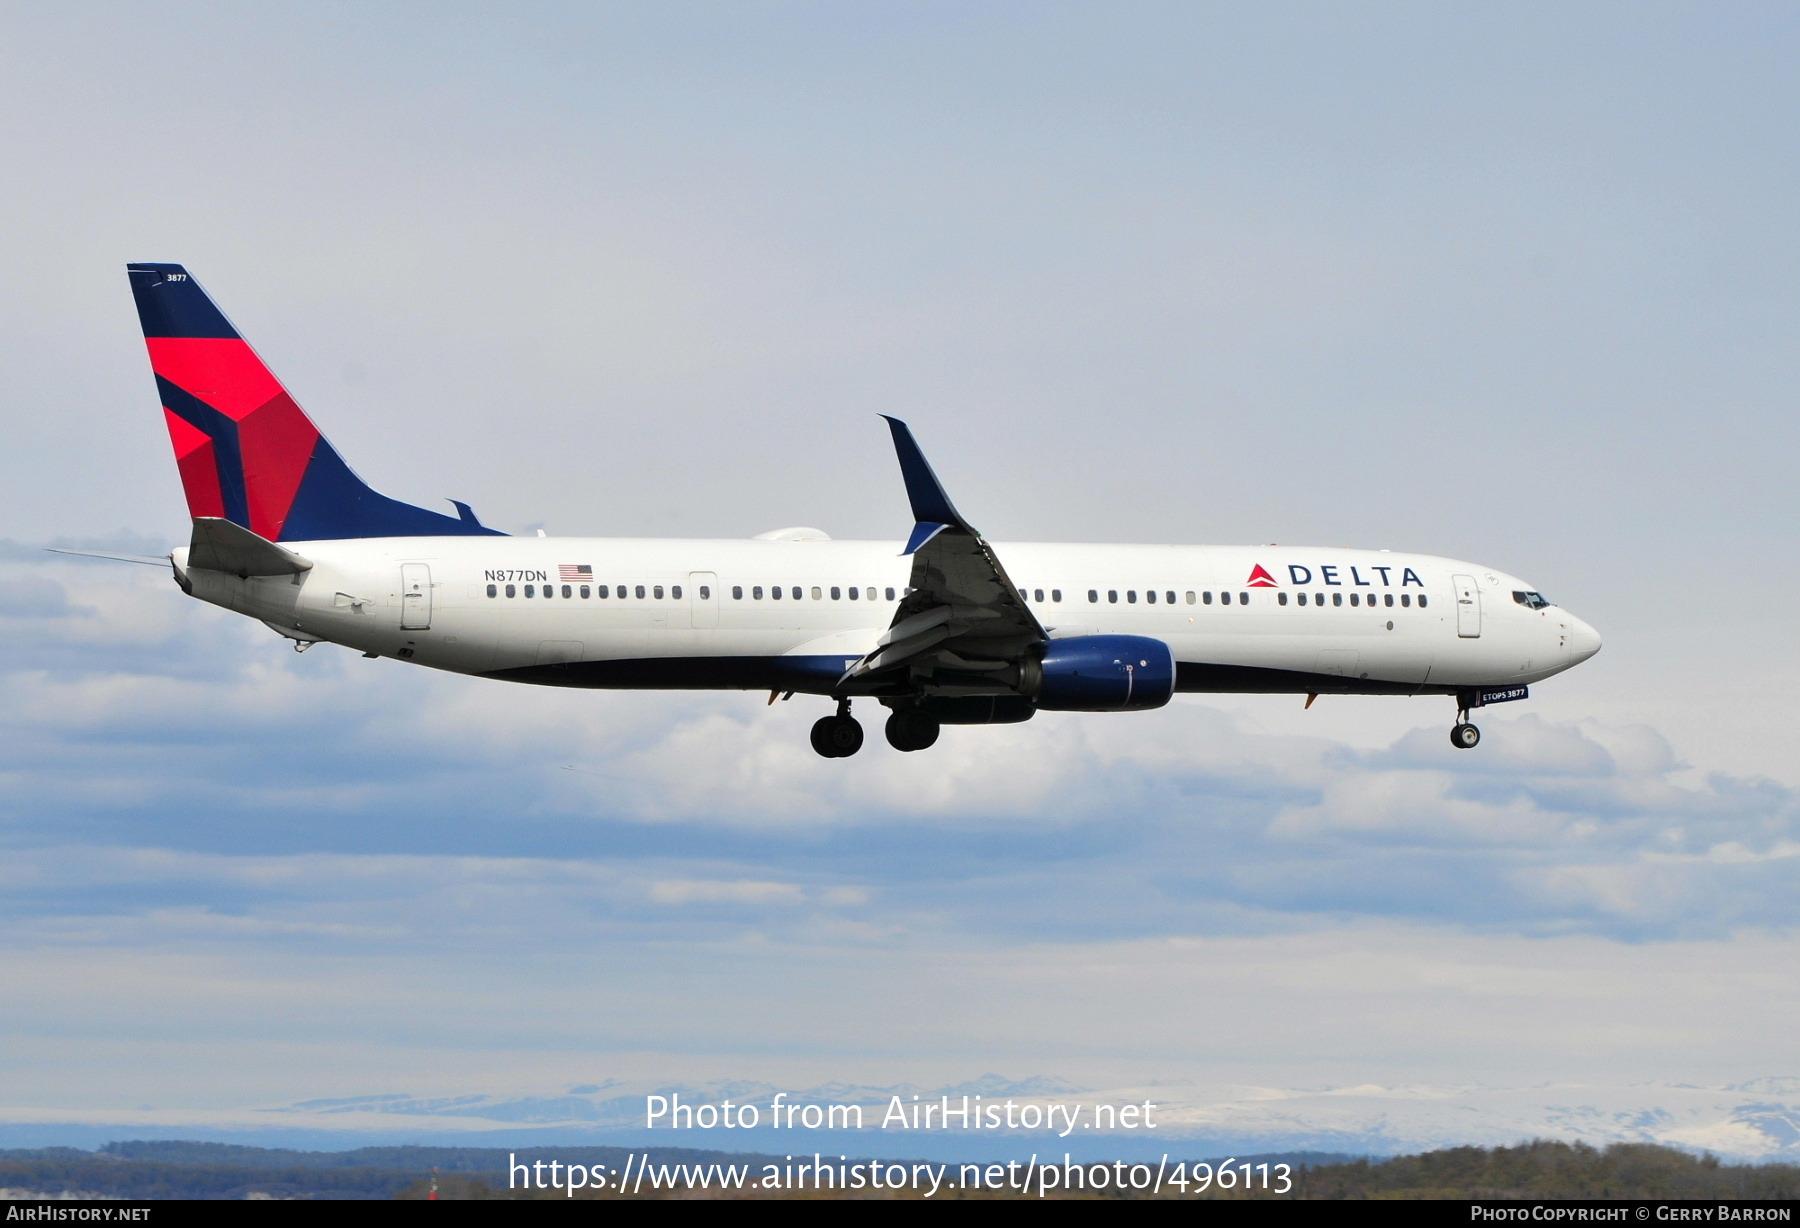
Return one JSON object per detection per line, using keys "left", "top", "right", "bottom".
{"left": 1450, "top": 697, "right": 1481, "bottom": 750}
{"left": 810, "top": 698, "right": 865, "bottom": 758}
{"left": 884, "top": 707, "right": 940, "bottom": 753}
{"left": 809, "top": 699, "right": 943, "bottom": 757}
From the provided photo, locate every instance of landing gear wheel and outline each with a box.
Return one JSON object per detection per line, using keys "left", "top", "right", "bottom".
{"left": 810, "top": 715, "right": 864, "bottom": 758}
{"left": 1450, "top": 722, "right": 1481, "bottom": 750}
{"left": 885, "top": 709, "right": 941, "bottom": 752}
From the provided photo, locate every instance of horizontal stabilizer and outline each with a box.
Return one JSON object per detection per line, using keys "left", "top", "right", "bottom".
{"left": 188, "top": 517, "right": 312, "bottom": 577}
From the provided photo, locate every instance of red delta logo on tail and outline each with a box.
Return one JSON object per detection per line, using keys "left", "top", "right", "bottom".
{"left": 150, "top": 336, "right": 318, "bottom": 540}
{"left": 127, "top": 264, "right": 502, "bottom": 543}
{"left": 1246, "top": 564, "right": 1278, "bottom": 587}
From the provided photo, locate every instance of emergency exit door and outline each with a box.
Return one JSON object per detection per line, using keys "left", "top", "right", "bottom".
{"left": 690, "top": 572, "right": 719, "bottom": 629}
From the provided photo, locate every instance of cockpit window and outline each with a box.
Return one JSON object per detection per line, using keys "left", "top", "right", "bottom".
{"left": 1513, "top": 590, "right": 1551, "bottom": 609}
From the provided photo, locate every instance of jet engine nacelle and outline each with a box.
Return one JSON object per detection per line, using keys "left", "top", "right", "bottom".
{"left": 1025, "top": 635, "right": 1175, "bottom": 712}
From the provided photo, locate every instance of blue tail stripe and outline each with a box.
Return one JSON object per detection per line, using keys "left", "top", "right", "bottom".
{"left": 157, "top": 377, "right": 250, "bottom": 530}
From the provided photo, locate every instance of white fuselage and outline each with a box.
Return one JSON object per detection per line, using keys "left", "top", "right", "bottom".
{"left": 173, "top": 535, "right": 1602, "bottom": 696}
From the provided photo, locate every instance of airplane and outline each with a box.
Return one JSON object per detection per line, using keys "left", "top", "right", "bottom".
{"left": 109, "top": 262, "right": 1601, "bottom": 759}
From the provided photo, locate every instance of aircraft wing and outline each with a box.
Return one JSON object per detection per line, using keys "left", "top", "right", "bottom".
{"left": 844, "top": 418, "right": 1044, "bottom": 686}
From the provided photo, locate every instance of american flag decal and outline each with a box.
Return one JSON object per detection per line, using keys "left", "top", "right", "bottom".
{"left": 558, "top": 564, "right": 594, "bottom": 581}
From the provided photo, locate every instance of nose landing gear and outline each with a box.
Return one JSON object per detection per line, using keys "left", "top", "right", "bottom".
{"left": 810, "top": 698, "right": 865, "bottom": 758}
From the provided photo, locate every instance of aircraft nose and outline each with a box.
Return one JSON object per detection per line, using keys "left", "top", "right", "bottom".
{"left": 1567, "top": 614, "right": 1602, "bottom": 663}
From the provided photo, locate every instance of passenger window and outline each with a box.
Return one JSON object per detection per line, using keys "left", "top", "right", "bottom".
{"left": 789, "top": 587, "right": 799, "bottom": 600}
{"left": 486, "top": 584, "right": 497, "bottom": 598}
{"left": 1185, "top": 591, "right": 1195, "bottom": 604}
{"left": 1384, "top": 593, "right": 1394, "bottom": 607}
{"left": 1127, "top": 590, "right": 1137, "bottom": 604}
{"left": 1240, "top": 592, "right": 1249, "bottom": 604}
{"left": 771, "top": 586, "right": 782, "bottom": 600}
{"left": 885, "top": 587, "right": 895, "bottom": 600}
{"left": 524, "top": 584, "right": 535, "bottom": 597}
{"left": 753, "top": 586, "right": 763, "bottom": 599}
{"left": 651, "top": 585, "right": 662, "bottom": 599}
{"left": 1052, "top": 589, "right": 1062, "bottom": 602}
{"left": 1166, "top": 591, "right": 1175, "bottom": 604}
{"left": 698, "top": 586, "right": 709, "bottom": 599}
{"left": 1400, "top": 594, "right": 1410, "bottom": 607}
{"left": 1333, "top": 592, "right": 1342, "bottom": 606}
{"left": 671, "top": 585, "right": 682, "bottom": 599}
{"left": 544, "top": 585, "right": 554, "bottom": 598}
{"left": 1349, "top": 593, "right": 1359, "bottom": 607}
{"left": 1278, "top": 592, "right": 1288, "bottom": 606}
{"left": 1034, "top": 588, "right": 1044, "bottom": 603}
{"left": 562, "top": 585, "right": 572, "bottom": 598}
{"left": 1418, "top": 595, "right": 1428, "bottom": 608}
{"left": 1088, "top": 590, "right": 1099, "bottom": 603}
{"left": 1223, "top": 592, "right": 1233, "bottom": 605}
{"left": 1297, "top": 593, "right": 1307, "bottom": 606}
{"left": 635, "top": 585, "right": 646, "bottom": 599}
{"left": 1203, "top": 591, "right": 1213, "bottom": 604}
{"left": 504, "top": 584, "right": 515, "bottom": 598}
{"left": 1108, "top": 590, "right": 1119, "bottom": 603}
{"left": 811, "top": 587, "right": 822, "bottom": 600}
{"left": 830, "top": 587, "right": 840, "bottom": 600}
{"left": 580, "top": 585, "right": 590, "bottom": 598}
{"left": 1145, "top": 590, "right": 1155, "bottom": 604}
{"left": 733, "top": 586, "right": 743, "bottom": 599}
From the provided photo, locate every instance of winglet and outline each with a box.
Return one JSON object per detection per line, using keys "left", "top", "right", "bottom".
{"left": 881, "top": 416, "right": 975, "bottom": 553}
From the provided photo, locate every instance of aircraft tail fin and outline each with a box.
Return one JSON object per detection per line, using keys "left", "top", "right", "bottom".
{"left": 126, "top": 264, "right": 503, "bottom": 541}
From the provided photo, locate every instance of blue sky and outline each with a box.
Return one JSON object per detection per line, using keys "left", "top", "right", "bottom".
{"left": 0, "top": 2, "right": 1796, "bottom": 1138}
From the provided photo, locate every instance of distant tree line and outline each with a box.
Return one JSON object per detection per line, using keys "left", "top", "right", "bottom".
{"left": 1276, "top": 1141, "right": 1800, "bottom": 1201}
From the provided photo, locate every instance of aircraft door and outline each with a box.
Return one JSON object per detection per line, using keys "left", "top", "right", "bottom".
{"left": 1452, "top": 574, "right": 1481, "bottom": 638}
{"left": 400, "top": 563, "right": 433, "bottom": 630}
{"left": 690, "top": 572, "right": 719, "bottom": 629}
